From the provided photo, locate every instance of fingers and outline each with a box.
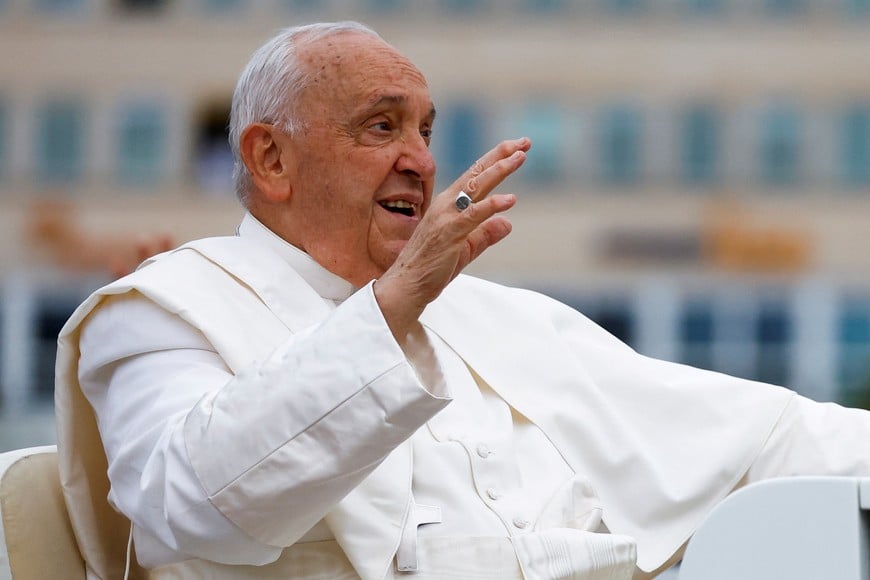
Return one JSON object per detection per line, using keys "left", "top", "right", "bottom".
{"left": 455, "top": 192, "right": 516, "bottom": 232}
{"left": 464, "top": 215, "right": 513, "bottom": 264}
{"left": 434, "top": 193, "right": 516, "bottom": 271}
{"left": 453, "top": 137, "right": 531, "bottom": 201}
{"left": 420, "top": 187, "right": 515, "bottom": 248}
{"left": 425, "top": 138, "right": 525, "bottom": 248}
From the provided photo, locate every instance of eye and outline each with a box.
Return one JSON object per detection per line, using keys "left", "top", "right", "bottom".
{"left": 369, "top": 120, "right": 392, "bottom": 133}
{"left": 420, "top": 127, "right": 432, "bottom": 144}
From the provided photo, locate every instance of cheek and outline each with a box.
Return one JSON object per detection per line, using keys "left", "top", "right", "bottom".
{"left": 300, "top": 146, "right": 397, "bottom": 232}
{"left": 311, "top": 190, "right": 371, "bottom": 231}
{"left": 365, "top": 143, "right": 398, "bottom": 169}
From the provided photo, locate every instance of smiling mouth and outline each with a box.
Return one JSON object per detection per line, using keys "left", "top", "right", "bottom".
{"left": 379, "top": 200, "right": 417, "bottom": 217}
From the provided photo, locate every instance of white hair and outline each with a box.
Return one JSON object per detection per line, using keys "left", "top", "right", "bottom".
{"left": 229, "top": 21, "right": 383, "bottom": 205}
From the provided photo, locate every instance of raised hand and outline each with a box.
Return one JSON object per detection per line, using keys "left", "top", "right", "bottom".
{"left": 374, "top": 137, "right": 530, "bottom": 341}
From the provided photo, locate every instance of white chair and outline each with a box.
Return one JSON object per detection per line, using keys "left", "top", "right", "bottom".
{"left": 679, "top": 476, "right": 870, "bottom": 579}
{"left": 0, "top": 445, "right": 85, "bottom": 579}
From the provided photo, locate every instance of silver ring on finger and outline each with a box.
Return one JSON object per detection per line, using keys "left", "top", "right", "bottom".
{"left": 455, "top": 191, "right": 472, "bottom": 211}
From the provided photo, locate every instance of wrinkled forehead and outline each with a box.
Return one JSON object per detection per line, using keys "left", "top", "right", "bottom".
{"left": 296, "top": 31, "right": 430, "bottom": 108}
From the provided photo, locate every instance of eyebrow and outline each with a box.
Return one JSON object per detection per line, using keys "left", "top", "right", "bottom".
{"left": 366, "top": 94, "right": 437, "bottom": 121}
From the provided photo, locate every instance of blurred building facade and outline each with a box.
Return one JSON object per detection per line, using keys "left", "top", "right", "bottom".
{"left": 2, "top": 0, "right": 870, "bottom": 415}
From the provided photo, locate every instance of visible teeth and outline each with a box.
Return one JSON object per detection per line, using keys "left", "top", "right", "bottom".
{"left": 382, "top": 200, "right": 414, "bottom": 209}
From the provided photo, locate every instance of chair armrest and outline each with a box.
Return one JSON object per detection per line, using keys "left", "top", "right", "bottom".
{"left": 680, "top": 476, "right": 870, "bottom": 580}
{"left": 0, "top": 445, "right": 85, "bottom": 580}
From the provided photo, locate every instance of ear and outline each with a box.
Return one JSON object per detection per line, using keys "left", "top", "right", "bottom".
{"left": 239, "top": 123, "right": 294, "bottom": 203}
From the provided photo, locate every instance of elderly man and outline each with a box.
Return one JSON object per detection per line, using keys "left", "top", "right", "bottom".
{"left": 56, "top": 21, "right": 870, "bottom": 580}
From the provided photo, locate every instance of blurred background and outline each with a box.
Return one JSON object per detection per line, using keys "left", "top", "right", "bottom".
{"left": 1, "top": 0, "right": 870, "bottom": 452}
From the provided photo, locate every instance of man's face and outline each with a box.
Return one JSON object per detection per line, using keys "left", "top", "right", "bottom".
{"left": 279, "top": 33, "right": 437, "bottom": 286}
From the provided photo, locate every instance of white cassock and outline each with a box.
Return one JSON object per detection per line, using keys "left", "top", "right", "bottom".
{"left": 55, "top": 214, "right": 870, "bottom": 580}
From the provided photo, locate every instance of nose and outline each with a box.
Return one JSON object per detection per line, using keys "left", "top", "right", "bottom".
{"left": 395, "top": 133, "right": 436, "bottom": 183}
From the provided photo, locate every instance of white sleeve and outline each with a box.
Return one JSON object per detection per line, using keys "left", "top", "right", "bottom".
{"left": 78, "top": 283, "right": 450, "bottom": 567}
{"left": 745, "top": 393, "right": 870, "bottom": 482}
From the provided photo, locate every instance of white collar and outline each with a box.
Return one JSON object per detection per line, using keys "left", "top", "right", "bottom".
{"left": 236, "top": 212, "right": 356, "bottom": 303}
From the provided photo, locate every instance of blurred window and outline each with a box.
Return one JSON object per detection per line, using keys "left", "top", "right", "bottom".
{"left": 0, "top": 97, "right": 6, "bottom": 182}
{"left": 841, "top": 105, "right": 870, "bottom": 188}
{"left": 685, "top": 0, "right": 723, "bottom": 14}
{"left": 760, "top": 105, "right": 801, "bottom": 187}
{"left": 681, "top": 104, "right": 720, "bottom": 186}
{"left": 114, "top": 0, "right": 168, "bottom": 13}
{"left": 512, "top": 101, "right": 564, "bottom": 185}
{"left": 519, "top": 0, "right": 566, "bottom": 12}
{"left": 362, "top": 0, "right": 405, "bottom": 11}
{"left": 438, "top": 101, "right": 486, "bottom": 184}
{"left": 604, "top": 0, "right": 644, "bottom": 14}
{"left": 679, "top": 300, "right": 715, "bottom": 371}
{"left": 194, "top": 101, "right": 234, "bottom": 197}
{"left": 541, "top": 292, "right": 635, "bottom": 347}
{"left": 600, "top": 104, "right": 642, "bottom": 186}
{"left": 281, "top": 0, "right": 318, "bottom": 9}
{"left": 845, "top": 0, "right": 870, "bottom": 15}
{"left": 590, "top": 301, "right": 635, "bottom": 346}
{"left": 838, "top": 299, "right": 870, "bottom": 404}
{"left": 764, "top": 0, "right": 804, "bottom": 15}
{"left": 35, "top": 0, "right": 86, "bottom": 13}
{"left": 33, "top": 297, "right": 80, "bottom": 402}
{"left": 36, "top": 98, "right": 86, "bottom": 185}
{"left": 755, "top": 299, "right": 791, "bottom": 385}
{"left": 439, "top": 0, "right": 487, "bottom": 13}
{"left": 117, "top": 100, "right": 166, "bottom": 188}
{"left": 840, "top": 302, "right": 870, "bottom": 344}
